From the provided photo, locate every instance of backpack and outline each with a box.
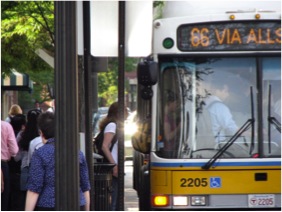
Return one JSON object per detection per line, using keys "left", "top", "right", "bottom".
{"left": 93, "top": 128, "right": 117, "bottom": 163}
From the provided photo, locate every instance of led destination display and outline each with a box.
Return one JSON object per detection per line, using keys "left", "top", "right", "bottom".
{"left": 177, "top": 21, "right": 281, "bottom": 51}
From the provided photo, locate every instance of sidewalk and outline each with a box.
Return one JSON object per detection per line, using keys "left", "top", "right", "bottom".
{"left": 124, "top": 161, "right": 139, "bottom": 211}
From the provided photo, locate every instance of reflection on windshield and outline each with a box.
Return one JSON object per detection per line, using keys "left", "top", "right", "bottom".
{"left": 156, "top": 57, "right": 281, "bottom": 159}
{"left": 263, "top": 58, "right": 281, "bottom": 154}
{"left": 157, "top": 66, "right": 182, "bottom": 158}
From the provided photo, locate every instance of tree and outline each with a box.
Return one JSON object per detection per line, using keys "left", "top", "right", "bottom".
{"left": 1, "top": 1, "right": 54, "bottom": 104}
{"left": 2, "top": 1, "right": 140, "bottom": 108}
{"left": 98, "top": 57, "right": 138, "bottom": 106}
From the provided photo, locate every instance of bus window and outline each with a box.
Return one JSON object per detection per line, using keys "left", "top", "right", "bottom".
{"left": 193, "top": 58, "right": 256, "bottom": 158}
{"left": 262, "top": 57, "right": 281, "bottom": 156}
{"left": 156, "top": 57, "right": 262, "bottom": 159}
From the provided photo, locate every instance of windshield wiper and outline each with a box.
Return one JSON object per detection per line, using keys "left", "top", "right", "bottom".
{"left": 202, "top": 87, "right": 255, "bottom": 170}
{"left": 201, "top": 119, "right": 254, "bottom": 170}
{"left": 268, "top": 117, "right": 281, "bottom": 132}
{"left": 268, "top": 84, "right": 281, "bottom": 153}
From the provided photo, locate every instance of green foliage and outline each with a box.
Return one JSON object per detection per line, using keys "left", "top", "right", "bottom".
{"left": 1, "top": 1, "right": 54, "bottom": 105}
{"left": 153, "top": 1, "right": 165, "bottom": 8}
{"left": 153, "top": 1, "right": 165, "bottom": 19}
{"left": 2, "top": 1, "right": 139, "bottom": 109}
{"left": 1, "top": 1, "right": 55, "bottom": 48}
{"left": 98, "top": 58, "right": 118, "bottom": 106}
{"left": 98, "top": 57, "right": 138, "bottom": 106}
{"left": 1, "top": 1, "right": 55, "bottom": 73}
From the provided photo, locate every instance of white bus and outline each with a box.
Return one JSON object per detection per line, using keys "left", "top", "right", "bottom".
{"left": 132, "top": 1, "right": 281, "bottom": 210}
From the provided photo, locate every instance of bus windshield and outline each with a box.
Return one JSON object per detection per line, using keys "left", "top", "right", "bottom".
{"left": 156, "top": 56, "right": 281, "bottom": 159}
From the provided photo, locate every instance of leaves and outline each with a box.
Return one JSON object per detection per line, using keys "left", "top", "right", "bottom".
{"left": 98, "top": 57, "right": 138, "bottom": 106}
{"left": 1, "top": 1, "right": 54, "bottom": 47}
{"left": 1, "top": 1, "right": 54, "bottom": 104}
{"left": 1, "top": 1, "right": 54, "bottom": 71}
{"left": 2, "top": 1, "right": 139, "bottom": 108}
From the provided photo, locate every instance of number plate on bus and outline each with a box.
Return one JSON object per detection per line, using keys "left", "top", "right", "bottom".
{"left": 248, "top": 194, "right": 275, "bottom": 207}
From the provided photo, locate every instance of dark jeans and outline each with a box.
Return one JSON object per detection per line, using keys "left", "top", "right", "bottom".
{"left": 112, "top": 176, "right": 118, "bottom": 211}
{"left": 1, "top": 161, "right": 10, "bottom": 211}
{"left": 8, "top": 158, "right": 23, "bottom": 211}
{"left": 9, "top": 172, "right": 23, "bottom": 210}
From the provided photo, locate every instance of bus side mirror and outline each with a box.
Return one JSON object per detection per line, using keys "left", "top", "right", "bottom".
{"left": 137, "top": 61, "right": 158, "bottom": 86}
{"left": 137, "top": 61, "right": 158, "bottom": 100}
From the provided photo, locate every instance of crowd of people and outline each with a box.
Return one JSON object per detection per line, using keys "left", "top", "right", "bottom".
{"left": 1, "top": 101, "right": 92, "bottom": 211}
{"left": 1, "top": 101, "right": 125, "bottom": 211}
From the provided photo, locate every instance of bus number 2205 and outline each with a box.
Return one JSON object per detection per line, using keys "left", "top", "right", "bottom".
{"left": 180, "top": 178, "right": 208, "bottom": 187}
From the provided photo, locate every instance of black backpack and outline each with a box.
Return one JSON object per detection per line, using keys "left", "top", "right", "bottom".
{"left": 93, "top": 128, "right": 117, "bottom": 163}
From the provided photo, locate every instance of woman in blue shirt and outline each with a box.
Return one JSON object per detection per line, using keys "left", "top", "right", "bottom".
{"left": 25, "top": 112, "right": 90, "bottom": 210}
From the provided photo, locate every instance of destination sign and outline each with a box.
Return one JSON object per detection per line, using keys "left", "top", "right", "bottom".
{"left": 177, "top": 21, "right": 281, "bottom": 51}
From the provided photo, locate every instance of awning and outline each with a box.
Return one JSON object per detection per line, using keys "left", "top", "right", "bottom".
{"left": 1, "top": 70, "right": 33, "bottom": 92}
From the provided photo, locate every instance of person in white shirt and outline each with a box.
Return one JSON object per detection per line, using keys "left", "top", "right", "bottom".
{"left": 98, "top": 102, "right": 128, "bottom": 211}
{"left": 202, "top": 95, "right": 238, "bottom": 143}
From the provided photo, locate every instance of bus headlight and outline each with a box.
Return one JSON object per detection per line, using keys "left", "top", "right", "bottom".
{"left": 191, "top": 196, "right": 206, "bottom": 206}
{"left": 173, "top": 196, "right": 188, "bottom": 206}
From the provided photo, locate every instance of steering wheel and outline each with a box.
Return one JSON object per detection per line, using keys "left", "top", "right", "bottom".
{"left": 216, "top": 142, "right": 250, "bottom": 156}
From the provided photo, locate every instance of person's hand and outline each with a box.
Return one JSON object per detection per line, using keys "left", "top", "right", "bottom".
{"left": 113, "top": 165, "right": 118, "bottom": 178}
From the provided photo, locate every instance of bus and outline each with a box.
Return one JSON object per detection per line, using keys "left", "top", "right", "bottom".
{"left": 132, "top": 1, "right": 281, "bottom": 210}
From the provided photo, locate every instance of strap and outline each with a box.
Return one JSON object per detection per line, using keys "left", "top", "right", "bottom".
{"left": 101, "top": 122, "right": 118, "bottom": 152}
{"left": 109, "top": 134, "right": 118, "bottom": 151}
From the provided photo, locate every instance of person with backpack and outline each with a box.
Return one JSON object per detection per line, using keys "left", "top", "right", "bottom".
{"left": 97, "top": 102, "right": 128, "bottom": 211}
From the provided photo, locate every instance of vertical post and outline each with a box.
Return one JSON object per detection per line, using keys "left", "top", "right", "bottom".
{"left": 55, "top": 2, "right": 80, "bottom": 210}
{"left": 83, "top": 1, "right": 95, "bottom": 210}
{"left": 118, "top": 1, "right": 125, "bottom": 211}
{"left": 257, "top": 58, "right": 264, "bottom": 156}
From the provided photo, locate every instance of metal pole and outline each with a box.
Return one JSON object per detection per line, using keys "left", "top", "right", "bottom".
{"left": 55, "top": 1, "right": 80, "bottom": 210}
{"left": 256, "top": 58, "right": 264, "bottom": 156}
{"left": 118, "top": 1, "right": 125, "bottom": 211}
{"left": 83, "top": 1, "right": 95, "bottom": 210}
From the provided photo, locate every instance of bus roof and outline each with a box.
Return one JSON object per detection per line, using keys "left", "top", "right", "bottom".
{"left": 162, "top": 1, "right": 281, "bottom": 18}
